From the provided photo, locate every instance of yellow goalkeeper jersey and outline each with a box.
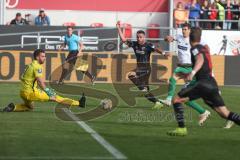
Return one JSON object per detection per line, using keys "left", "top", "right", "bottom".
{"left": 20, "top": 60, "right": 43, "bottom": 92}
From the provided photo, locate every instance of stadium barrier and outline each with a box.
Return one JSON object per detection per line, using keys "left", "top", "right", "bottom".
{"left": 0, "top": 25, "right": 173, "bottom": 52}
{"left": 0, "top": 50, "right": 238, "bottom": 85}
{"left": 0, "top": 25, "right": 239, "bottom": 55}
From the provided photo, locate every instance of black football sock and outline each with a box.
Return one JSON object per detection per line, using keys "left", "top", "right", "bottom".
{"left": 227, "top": 112, "right": 240, "bottom": 125}
{"left": 145, "top": 92, "right": 158, "bottom": 103}
{"left": 173, "top": 103, "right": 185, "bottom": 128}
{"left": 59, "top": 68, "right": 68, "bottom": 82}
{"left": 128, "top": 75, "right": 141, "bottom": 89}
{"left": 83, "top": 70, "right": 94, "bottom": 80}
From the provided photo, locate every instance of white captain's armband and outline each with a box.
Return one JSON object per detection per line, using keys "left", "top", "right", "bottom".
{"left": 192, "top": 48, "right": 200, "bottom": 56}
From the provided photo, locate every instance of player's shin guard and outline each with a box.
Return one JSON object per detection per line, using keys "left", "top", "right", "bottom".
{"left": 173, "top": 103, "right": 185, "bottom": 128}
{"left": 227, "top": 112, "right": 240, "bottom": 125}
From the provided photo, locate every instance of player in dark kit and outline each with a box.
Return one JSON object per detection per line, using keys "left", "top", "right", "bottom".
{"left": 116, "top": 21, "right": 168, "bottom": 109}
{"left": 167, "top": 27, "right": 240, "bottom": 136}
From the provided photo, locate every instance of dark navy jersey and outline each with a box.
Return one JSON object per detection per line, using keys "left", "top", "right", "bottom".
{"left": 191, "top": 44, "right": 213, "bottom": 80}
{"left": 126, "top": 41, "right": 155, "bottom": 66}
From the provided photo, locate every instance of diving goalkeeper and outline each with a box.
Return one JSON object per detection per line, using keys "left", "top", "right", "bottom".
{"left": 3, "top": 49, "right": 86, "bottom": 112}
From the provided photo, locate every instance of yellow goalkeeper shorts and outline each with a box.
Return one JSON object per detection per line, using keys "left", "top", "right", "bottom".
{"left": 20, "top": 89, "right": 50, "bottom": 102}
{"left": 74, "top": 58, "right": 89, "bottom": 72}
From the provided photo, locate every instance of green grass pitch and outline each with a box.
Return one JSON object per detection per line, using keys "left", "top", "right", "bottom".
{"left": 0, "top": 82, "right": 239, "bottom": 160}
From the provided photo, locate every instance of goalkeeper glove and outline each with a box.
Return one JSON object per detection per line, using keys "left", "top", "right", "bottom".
{"left": 44, "top": 87, "right": 56, "bottom": 97}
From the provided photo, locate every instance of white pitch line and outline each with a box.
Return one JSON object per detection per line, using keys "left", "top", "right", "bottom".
{"left": 0, "top": 156, "right": 115, "bottom": 160}
{"left": 63, "top": 108, "right": 127, "bottom": 160}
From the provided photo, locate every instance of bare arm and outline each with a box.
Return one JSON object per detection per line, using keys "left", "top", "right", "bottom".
{"left": 79, "top": 42, "right": 84, "bottom": 53}
{"left": 59, "top": 36, "right": 67, "bottom": 50}
{"left": 77, "top": 41, "right": 84, "bottom": 56}
{"left": 59, "top": 43, "right": 66, "bottom": 50}
{"left": 116, "top": 21, "right": 127, "bottom": 42}
{"left": 153, "top": 46, "right": 162, "bottom": 54}
{"left": 36, "top": 77, "right": 56, "bottom": 100}
{"left": 36, "top": 77, "right": 46, "bottom": 90}
{"left": 192, "top": 53, "right": 204, "bottom": 73}
{"left": 164, "top": 35, "right": 175, "bottom": 43}
{"left": 154, "top": 46, "right": 170, "bottom": 57}
{"left": 187, "top": 53, "right": 204, "bottom": 81}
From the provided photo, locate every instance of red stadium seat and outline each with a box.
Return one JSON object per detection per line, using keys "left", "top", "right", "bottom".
{"left": 63, "top": 22, "right": 76, "bottom": 26}
{"left": 147, "top": 24, "right": 160, "bottom": 39}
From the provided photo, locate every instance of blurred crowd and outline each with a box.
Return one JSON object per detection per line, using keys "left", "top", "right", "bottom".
{"left": 8, "top": 8, "right": 50, "bottom": 26}
{"left": 7, "top": 0, "right": 240, "bottom": 30}
{"left": 174, "top": 0, "right": 240, "bottom": 30}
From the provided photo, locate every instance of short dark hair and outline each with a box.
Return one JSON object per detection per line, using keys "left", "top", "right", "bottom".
{"left": 136, "top": 30, "right": 145, "bottom": 35}
{"left": 16, "top": 13, "right": 21, "bottom": 17}
{"left": 67, "top": 26, "right": 73, "bottom": 30}
{"left": 33, "top": 49, "right": 45, "bottom": 59}
{"left": 182, "top": 23, "right": 191, "bottom": 29}
{"left": 190, "top": 27, "right": 202, "bottom": 43}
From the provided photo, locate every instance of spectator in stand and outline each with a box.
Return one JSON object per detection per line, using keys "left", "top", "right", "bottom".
{"left": 185, "top": 0, "right": 201, "bottom": 27}
{"left": 222, "top": 0, "right": 234, "bottom": 30}
{"left": 232, "top": 0, "right": 240, "bottom": 29}
{"left": 200, "top": 0, "right": 211, "bottom": 29}
{"left": 10, "top": 13, "right": 29, "bottom": 25}
{"left": 174, "top": 2, "right": 189, "bottom": 28}
{"left": 209, "top": 2, "right": 218, "bottom": 29}
{"left": 35, "top": 9, "right": 50, "bottom": 26}
{"left": 215, "top": 0, "right": 225, "bottom": 29}
{"left": 238, "top": 0, "right": 240, "bottom": 30}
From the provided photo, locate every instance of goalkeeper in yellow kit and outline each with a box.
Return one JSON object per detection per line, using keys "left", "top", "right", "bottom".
{"left": 3, "top": 49, "right": 86, "bottom": 112}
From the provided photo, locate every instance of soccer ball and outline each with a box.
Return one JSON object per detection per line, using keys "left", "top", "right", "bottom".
{"left": 100, "top": 99, "right": 112, "bottom": 110}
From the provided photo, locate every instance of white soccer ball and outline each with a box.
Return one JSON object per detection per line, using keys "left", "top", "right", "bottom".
{"left": 100, "top": 99, "right": 112, "bottom": 110}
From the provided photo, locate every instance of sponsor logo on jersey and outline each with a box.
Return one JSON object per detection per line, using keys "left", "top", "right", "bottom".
{"left": 178, "top": 45, "right": 188, "bottom": 51}
{"left": 38, "top": 69, "right": 42, "bottom": 73}
{"left": 136, "top": 50, "right": 145, "bottom": 55}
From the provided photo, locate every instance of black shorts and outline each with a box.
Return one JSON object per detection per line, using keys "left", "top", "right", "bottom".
{"left": 66, "top": 50, "right": 79, "bottom": 64}
{"left": 178, "top": 77, "right": 225, "bottom": 108}
{"left": 129, "top": 67, "right": 151, "bottom": 90}
{"left": 136, "top": 67, "right": 151, "bottom": 78}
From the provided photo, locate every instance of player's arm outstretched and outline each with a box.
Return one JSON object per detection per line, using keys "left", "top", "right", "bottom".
{"left": 116, "top": 21, "right": 127, "bottom": 43}
{"left": 161, "top": 35, "right": 175, "bottom": 57}
{"left": 164, "top": 35, "right": 175, "bottom": 43}
{"left": 154, "top": 46, "right": 170, "bottom": 57}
